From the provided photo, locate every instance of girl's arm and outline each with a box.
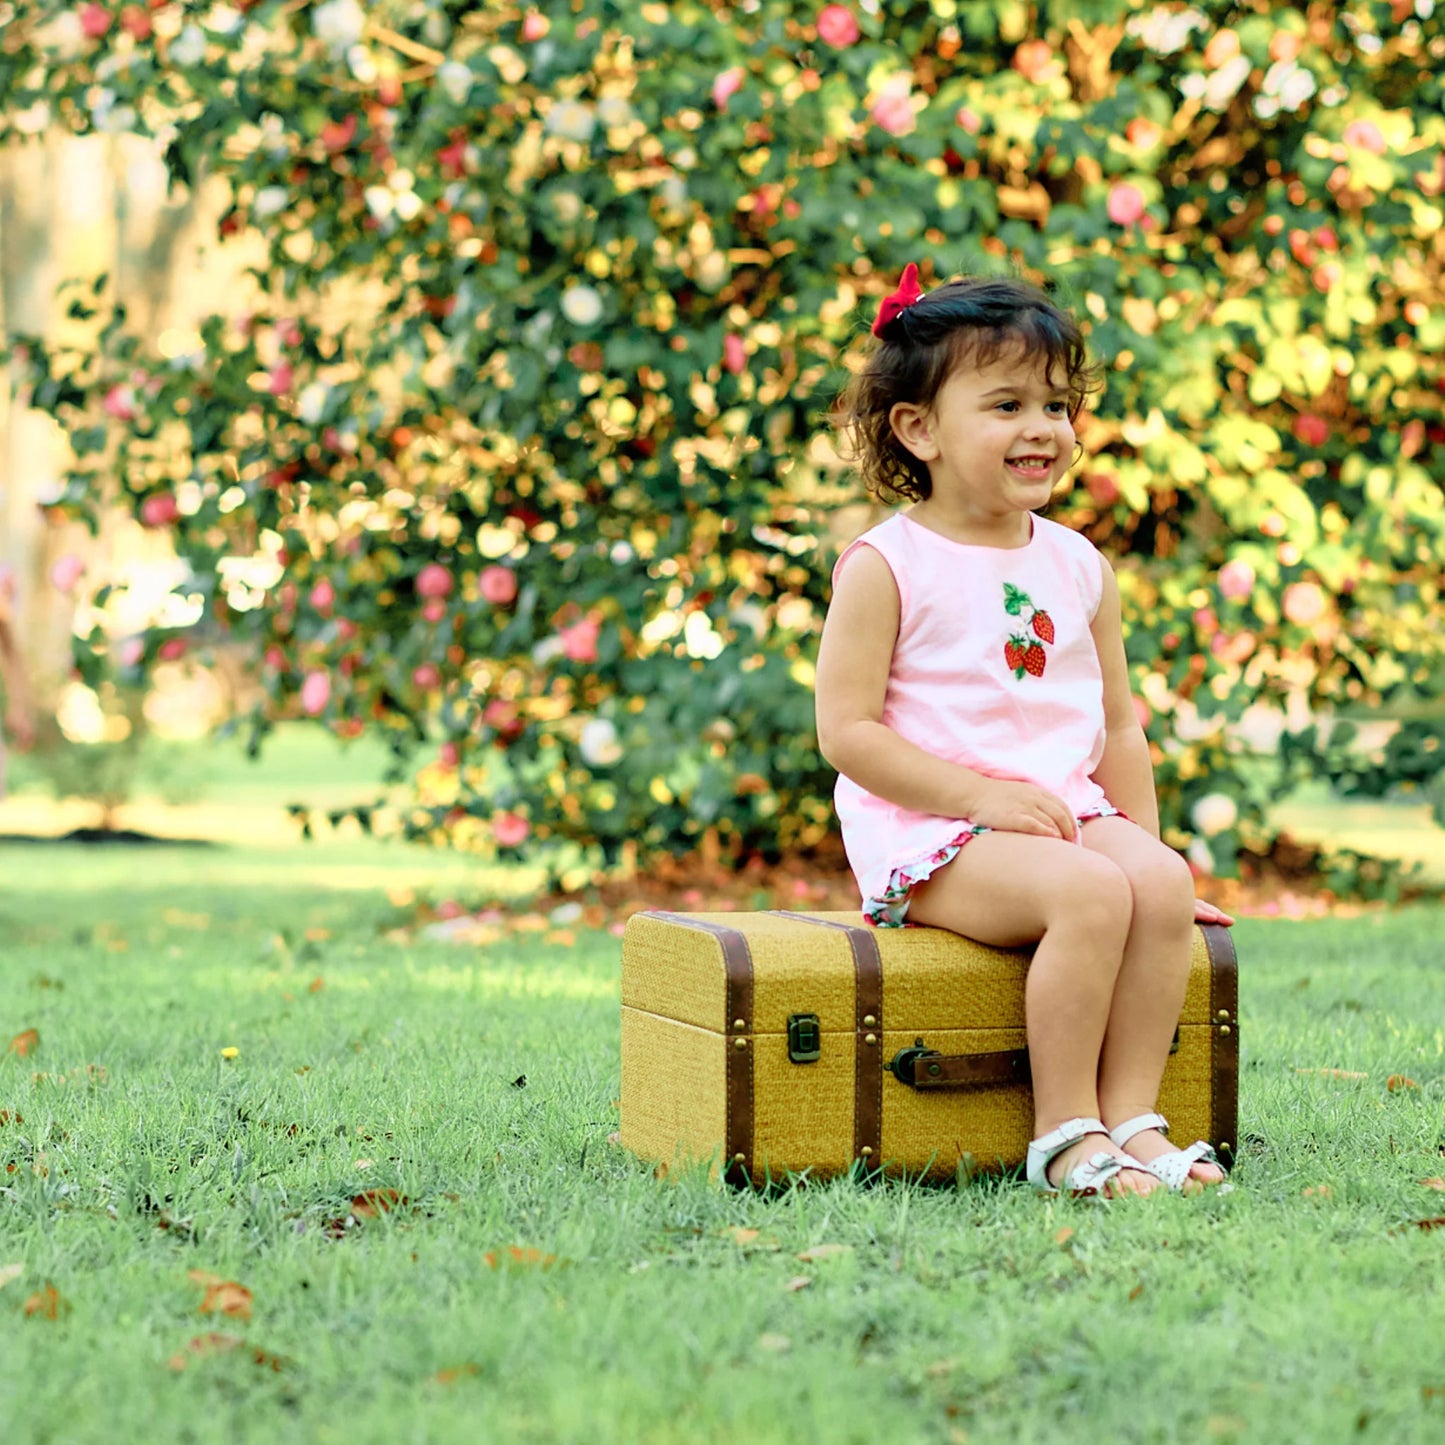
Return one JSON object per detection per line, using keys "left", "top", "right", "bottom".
{"left": 815, "top": 545, "right": 1076, "bottom": 839}
{"left": 0, "top": 610, "right": 36, "bottom": 751}
{"left": 1089, "top": 559, "right": 1234, "bottom": 924}
{"left": 1087, "top": 559, "right": 1159, "bottom": 835}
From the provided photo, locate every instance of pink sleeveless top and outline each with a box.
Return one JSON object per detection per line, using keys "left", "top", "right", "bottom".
{"left": 832, "top": 512, "right": 1113, "bottom": 912}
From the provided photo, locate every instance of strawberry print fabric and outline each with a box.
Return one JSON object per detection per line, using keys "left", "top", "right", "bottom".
{"left": 831, "top": 512, "right": 1115, "bottom": 924}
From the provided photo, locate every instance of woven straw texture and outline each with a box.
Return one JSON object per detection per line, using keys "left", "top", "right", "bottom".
{"left": 619, "top": 1007, "right": 726, "bottom": 1174}
{"left": 620, "top": 911, "right": 1229, "bottom": 1181}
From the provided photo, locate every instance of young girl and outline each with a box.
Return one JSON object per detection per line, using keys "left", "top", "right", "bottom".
{"left": 814, "top": 267, "right": 1235, "bottom": 1198}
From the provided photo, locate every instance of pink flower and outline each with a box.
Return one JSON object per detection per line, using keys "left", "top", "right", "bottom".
{"left": 1293, "top": 414, "right": 1330, "bottom": 447}
{"left": 559, "top": 617, "right": 600, "bottom": 663}
{"left": 955, "top": 107, "right": 982, "bottom": 134}
{"left": 49, "top": 554, "right": 86, "bottom": 594}
{"left": 140, "top": 493, "right": 180, "bottom": 528}
{"left": 416, "top": 563, "right": 453, "bottom": 600}
{"left": 412, "top": 662, "right": 442, "bottom": 690}
{"left": 723, "top": 334, "right": 747, "bottom": 376}
{"left": 300, "top": 670, "right": 332, "bottom": 716}
{"left": 263, "top": 645, "right": 287, "bottom": 673}
{"left": 421, "top": 599, "right": 447, "bottom": 623}
{"left": 308, "top": 578, "right": 335, "bottom": 615}
{"left": 79, "top": 3, "right": 112, "bottom": 40}
{"left": 816, "top": 4, "right": 860, "bottom": 48}
{"left": 157, "top": 638, "right": 187, "bottom": 662}
{"left": 439, "top": 741, "right": 461, "bottom": 770}
{"left": 119, "top": 637, "right": 146, "bottom": 669}
{"left": 1282, "top": 582, "right": 1327, "bottom": 626}
{"left": 336, "top": 617, "right": 359, "bottom": 642}
{"left": 104, "top": 384, "right": 137, "bottom": 421}
{"left": 520, "top": 10, "right": 549, "bottom": 41}
{"left": 268, "top": 362, "right": 294, "bottom": 396}
{"left": 712, "top": 66, "right": 745, "bottom": 111}
{"left": 1217, "top": 559, "right": 1256, "bottom": 600}
{"left": 1107, "top": 183, "right": 1146, "bottom": 226}
{"left": 492, "top": 812, "right": 530, "bottom": 848}
{"left": 870, "top": 80, "right": 915, "bottom": 138}
{"left": 479, "top": 565, "right": 518, "bottom": 605}
{"left": 1342, "top": 120, "right": 1386, "bottom": 155}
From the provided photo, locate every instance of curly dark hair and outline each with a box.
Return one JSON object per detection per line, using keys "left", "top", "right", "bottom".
{"left": 833, "top": 274, "right": 1103, "bottom": 504}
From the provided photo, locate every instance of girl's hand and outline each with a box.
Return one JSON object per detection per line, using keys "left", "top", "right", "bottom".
{"left": 968, "top": 779, "right": 1077, "bottom": 840}
{"left": 1193, "top": 898, "right": 1235, "bottom": 927}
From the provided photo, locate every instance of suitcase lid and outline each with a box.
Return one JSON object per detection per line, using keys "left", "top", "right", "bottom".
{"left": 622, "top": 909, "right": 1223, "bottom": 1036}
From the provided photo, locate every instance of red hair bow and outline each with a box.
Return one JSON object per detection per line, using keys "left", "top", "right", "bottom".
{"left": 872, "top": 262, "right": 925, "bottom": 336}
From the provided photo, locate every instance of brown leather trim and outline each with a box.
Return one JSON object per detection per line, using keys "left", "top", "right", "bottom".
{"left": 903, "top": 1048, "right": 1031, "bottom": 1090}
{"left": 774, "top": 912, "right": 883, "bottom": 1169}
{"left": 1201, "top": 922, "right": 1239, "bottom": 1169}
{"left": 647, "top": 912, "right": 754, "bottom": 1185}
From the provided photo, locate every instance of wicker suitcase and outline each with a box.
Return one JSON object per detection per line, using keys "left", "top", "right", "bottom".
{"left": 620, "top": 909, "right": 1237, "bottom": 1184}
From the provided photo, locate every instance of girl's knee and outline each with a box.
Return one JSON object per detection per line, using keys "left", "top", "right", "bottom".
{"left": 1047, "top": 854, "right": 1133, "bottom": 940}
{"left": 1125, "top": 842, "right": 1196, "bottom": 927}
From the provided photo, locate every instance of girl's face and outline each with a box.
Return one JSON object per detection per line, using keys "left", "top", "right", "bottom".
{"left": 890, "top": 348, "right": 1076, "bottom": 524}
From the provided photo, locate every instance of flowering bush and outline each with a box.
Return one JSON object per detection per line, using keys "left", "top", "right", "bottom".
{"left": 3, "top": 0, "right": 1443, "bottom": 884}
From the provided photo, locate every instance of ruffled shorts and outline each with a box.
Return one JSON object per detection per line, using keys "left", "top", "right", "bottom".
{"left": 863, "top": 803, "right": 1126, "bottom": 928}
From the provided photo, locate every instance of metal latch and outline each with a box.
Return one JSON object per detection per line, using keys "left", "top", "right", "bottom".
{"left": 787, "top": 1013, "right": 821, "bottom": 1063}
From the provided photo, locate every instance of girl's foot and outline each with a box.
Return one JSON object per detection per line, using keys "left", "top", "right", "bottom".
{"left": 1046, "top": 1133, "right": 1160, "bottom": 1197}
{"left": 1105, "top": 1112, "right": 1227, "bottom": 1194}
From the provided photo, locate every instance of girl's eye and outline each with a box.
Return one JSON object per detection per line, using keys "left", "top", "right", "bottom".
{"left": 1046, "top": 401, "right": 1068, "bottom": 414}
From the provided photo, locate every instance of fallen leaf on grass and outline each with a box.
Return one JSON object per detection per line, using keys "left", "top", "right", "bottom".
{"left": 23, "top": 1284, "right": 69, "bottom": 1319}
{"left": 1387, "top": 1075, "right": 1420, "bottom": 1092}
{"left": 795, "top": 1243, "right": 851, "bottom": 1263}
{"left": 784, "top": 1275, "right": 811, "bottom": 1292}
{"left": 757, "top": 1333, "right": 791, "bottom": 1352}
{"left": 0, "top": 1263, "right": 24, "bottom": 1292}
{"left": 350, "top": 1189, "right": 406, "bottom": 1220}
{"left": 1302, "top": 1186, "right": 1332, "bottom": 1198}
{"left": 724, "top": 1227, "right": 760, "bottom": 1246}
{"left": 606, "top": 1130, "right": 622, "bottom": 1146}
{"left": 1054, "top": 1227, "right": 1075, "bottom": 1246}
{"left": 166, "top": 1333, "right": 285, "bottom": 1372}
{"left": 0, "top": 1109, "right": 20, "bottom": 1125}
{"left": 188, "top": 1271, "right": 253, "bottom": 1321}
{"left": 7, "top": 1029, "right": 39, "bottom": 1058}
{"left": 1399, "top": 1217, "right": 1445, "bottom": 1233}
{"left": 483, "top": 1246, "right": 558, "bottom": 1270}
{"left": 1129, "top": 1283, "right": 1145, "bottom": 1301}
{"left": 1418, "top": 1179, "right": 1445, "bottom": 1191}
{"left": 308, "top": 977, "right": 326, "bottom": 993}
{"left": 1294, "top": 1068, "right": 1367, "bottom": 1080}
{"left": 433, "top": 1364, "right": 481, "bottom": 1385}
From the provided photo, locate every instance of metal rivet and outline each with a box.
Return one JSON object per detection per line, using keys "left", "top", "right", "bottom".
{"left": 733, "top": 1019, "right": 746, "bottom": 1031}
{"left": 1216, "top": 1009, "right": 1231, "bottom": 1023}
{"left": 734, "top": 1152, "right": 746, "bottom": 1163}
{"left": 864, "top": 1033, "right": 877, "bottom": 1046}
{"left": 859, "top": 1146, "right": 874, "bottom": 1157}
{"left": 1220, "top": 1142, "right": 1232, "bottom": 1153}
{"left": 1219, "top": 1025, "right": 1231, "bottom": 1035}
{"left": 862, "top": 1015, "right": 877, "bottom": 1027}
{"left": 734, "top": 1037, "right": 748, "bottom": 1050}
{"left": 928, "top": 1062, "right": 942, "bottom": 1077}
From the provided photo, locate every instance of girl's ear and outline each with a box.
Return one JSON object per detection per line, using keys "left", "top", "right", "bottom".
{"left": 889, "top": 401, "right": 939, "bottom": 462}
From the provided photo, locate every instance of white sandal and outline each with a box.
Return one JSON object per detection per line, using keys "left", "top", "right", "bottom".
{"left": 1107, "top": 1112, "right": 1227, "bottom": 1192}
{"left": 1026, "top": 1116, "right": 1154, "bottom": 1198}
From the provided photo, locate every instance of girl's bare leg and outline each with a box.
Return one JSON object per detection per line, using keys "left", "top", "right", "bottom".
{"left": 1080, "top": 816, "right": 1227, "bottom": 1189}
{"left": 906, "top": 831, "right": 1159, "bottom": 1195}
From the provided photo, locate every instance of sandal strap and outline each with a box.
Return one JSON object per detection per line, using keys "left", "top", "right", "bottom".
{"left": 1108, "top": 1112, "right": 1170, "bottom": 1150}
{"left": 1062, "top": 1150, "right": 1151, "bottom": 1196}
{"left": 1025, "top": 1117, "right": 1108, "bottom": 1192}
{"left": 1139, "top": 1140, "right": 1222, "bottom": 1192}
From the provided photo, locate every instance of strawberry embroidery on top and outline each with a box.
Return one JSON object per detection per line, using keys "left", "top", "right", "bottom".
{"left": 1003, "top": 582, "right": 1054, "bottom": 680}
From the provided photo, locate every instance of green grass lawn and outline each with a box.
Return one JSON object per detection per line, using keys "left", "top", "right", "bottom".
{"left": 4, "top": 833, "right": 1445, "bottom": 1444}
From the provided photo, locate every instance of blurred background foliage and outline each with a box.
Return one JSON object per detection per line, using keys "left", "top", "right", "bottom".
{"left": 2, "top": 0, "right": 1443, "bottom": 892}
